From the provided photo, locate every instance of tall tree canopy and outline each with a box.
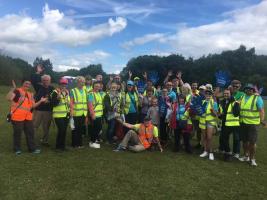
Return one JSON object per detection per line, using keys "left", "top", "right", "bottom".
{"left": 1, "top": 45, "right": 267, "bottom": 94}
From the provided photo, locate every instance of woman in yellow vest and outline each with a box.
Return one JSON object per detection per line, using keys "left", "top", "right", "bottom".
{"left": 199, "top": 89, "right": 218, "bottom": 161}
{"left": 70, "top": 76, "right": 87, "bottom": 148}
{"left": 51, "top": 78, "right": 70, "bottom": 151}
{"left": 124, "top": 80, "right": 139, "bottom": 133}
{"left": 88, "top": 81, "right": 104, "bottom": 148}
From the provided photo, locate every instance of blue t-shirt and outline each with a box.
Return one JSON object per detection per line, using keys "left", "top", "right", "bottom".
{"left": 158, "top": 96, "right": 168, "bottom": 117}
{"left": 128, "top": 93, "right": 137, "bottom": 113}
{"left": 244, "top": 95, "right": 264, "bottom": 110}
{"left": 168, "top": 90, "right": 176, "bottom": 102}
{"left": 88, "top": 93, "right": 94, "bottom": 102}
{"left": 176, "top": 105, "right": 186, "bottom": 120}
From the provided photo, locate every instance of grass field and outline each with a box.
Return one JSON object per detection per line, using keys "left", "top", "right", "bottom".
{"left": 0, "top": 86, "right": 266, "bottom": 200}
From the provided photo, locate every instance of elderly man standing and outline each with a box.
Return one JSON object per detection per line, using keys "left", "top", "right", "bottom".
{"left": 33, "top": 74, "right": 54, "bottom": 145}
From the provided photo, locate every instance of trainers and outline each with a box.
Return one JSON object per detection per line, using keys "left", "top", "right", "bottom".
{"left": 89, "top": 142, "right": 100, "bottom": 149}
{"left": 32, "top": 149, "right": 41, "bottom": 154}
{"left": 200, "top": 151, "right": 208, "bottom": 158}
{"left": 233, "top": 154, "right": 240, "bottom": 159}
{"left": 15, "top": 150, "right": 22, "bottom": 155}
{"left": 239, "top": 156, "right": 250, "bottom": 162}
{"left": 209, "top": 153, "right": 215, "bottom": 161}
{"left": 251, "top": 159, "right": 257, "bottom": 167}
{"left": 113, "top": 145, "right": 126, "bottom": 152}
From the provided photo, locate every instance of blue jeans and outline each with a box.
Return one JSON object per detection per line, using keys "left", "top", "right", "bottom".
{"left": 106, "top": 119, "right": 116, "bottom": 143}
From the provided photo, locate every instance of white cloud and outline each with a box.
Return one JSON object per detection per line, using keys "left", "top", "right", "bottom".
{"left": 0, "top": 3, "right": 126, "bottom": 70}
{"left": 122, "top": 1, "right": 267, "bottom": 58}
{"left": 64, "top": 0, "right": 165, "bottom": 21}
{"left": 168, "top": 1, "right": 267, "bottom": 57}
{"left": 53, "top": 50, "right": 111, "bottom": 71}
{"left": 121, "top": 33, "right": 167, "bottom": 50}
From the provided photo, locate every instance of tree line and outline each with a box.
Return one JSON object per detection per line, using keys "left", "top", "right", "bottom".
{"left": 0, "top": 45, "right": 267, "bottom": 94}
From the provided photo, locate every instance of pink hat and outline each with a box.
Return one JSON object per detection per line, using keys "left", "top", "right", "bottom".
{"left": 59, "top": 77, "right": 68, "bottom": 84}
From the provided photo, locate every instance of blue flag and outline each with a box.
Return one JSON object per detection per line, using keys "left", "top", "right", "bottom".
{"left": 190, "top": 96, "right": 205, "bottom": 116}
{"left": 137, "top": 80, "right": 146, "bottom": 94}
{"left": 215, "top": 70, "right": 230, "bottom": 87}
{"left": 148, "top": 71, "right": 159, "bottom": 84}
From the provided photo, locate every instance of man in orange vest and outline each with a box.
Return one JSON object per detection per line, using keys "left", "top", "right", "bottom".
{"left": 6, "top": 79, "right": 47, "bottom": 155}
{"left": 114, "top": 116, "right": 163, "bottom": 152}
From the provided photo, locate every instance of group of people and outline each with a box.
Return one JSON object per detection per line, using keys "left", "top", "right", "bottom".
{"left": 6, "top": 64, "right": 265, "bottom": 167}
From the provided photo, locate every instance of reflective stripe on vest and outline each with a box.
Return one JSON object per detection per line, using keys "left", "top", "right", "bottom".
{"left": 186, "top": 94, "right": 192, "bottom": 104}
{"left": 138, "top": 124, "right": 154, "bottom": 149}
{"left": 199, "top": 99, "right": 217, "bottom": 129}
{"left": 225, "top": 102, "right": 240, "bottom": 126}
{"left": 92, "top": 92, "right": 103, "bottom": 117}
{"left": 240, "top": 95, "right": 260, "bottom": 124}
{"left": 84, "top": 85, "right": 93, "bottom": 94}
{"left": 11, "top": 88, "right": 34, "bottom": 121}
{"left": 124, "top": 92, "right": 139, "bottom": 114}
{"left": 52, "top": 90, "right": 70, "bottom": 118}
{"left": 71, "top": 88, "right": 88, "bottom": 117}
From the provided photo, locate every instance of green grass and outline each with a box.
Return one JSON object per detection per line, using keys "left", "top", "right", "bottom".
{"left": 0, "top": 85, "right": 267, "bottom": 200}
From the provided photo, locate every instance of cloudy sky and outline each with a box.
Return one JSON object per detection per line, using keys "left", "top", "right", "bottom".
{"left": 0, "top": 0, "right": 265, "bottom": 73}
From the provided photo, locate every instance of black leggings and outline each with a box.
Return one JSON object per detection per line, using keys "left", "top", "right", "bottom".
{"left": 91, "top": 117, "right": 102, "bottom": 143}
{"left": 174, "top": 126, "right": 191, "bottom": 152}
{"left": 72, "top": 116, "right": 85, "bottom": 147}
{"left": 160, "top": 117, "right": 168, "bottom": 142}
{"left": 55, "top": 117, "right": 69, "bottom": 150}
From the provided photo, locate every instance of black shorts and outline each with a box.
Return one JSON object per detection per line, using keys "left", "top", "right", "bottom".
{"left": 240, "top": 123, "right": 258, "bottom": 143}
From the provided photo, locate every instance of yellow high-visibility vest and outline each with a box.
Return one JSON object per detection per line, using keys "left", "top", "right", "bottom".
{"left": 240, "top": 95, "right": 260, "bottom": 125}
{"left": 225, "top": 102, "right": 240, "bottom": 126}
{"left": 124, "top": 92, "right": 139, "bottom": 114}
{"left": 91, "top": 92, "right": 103, "bottom": 118}
{"left": 52, "top": 90, "right": 70, "bottom": 118}
{"left": 71, "top": 88, "right": 88, "bottom": 117}
{"left": 199, "top": 99, "right": 217, "bottom": 129}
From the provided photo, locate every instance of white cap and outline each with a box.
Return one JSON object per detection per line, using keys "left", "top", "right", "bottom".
{"left": 199, "top": 85, "right": 206, "bottom": 90}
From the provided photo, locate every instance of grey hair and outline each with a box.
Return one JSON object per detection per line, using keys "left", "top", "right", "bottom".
{"left": 76, "top": 76, "right": 85, "bottom": 82}
{"left": 41, "top": 74, "right": 51, "bottom": 81}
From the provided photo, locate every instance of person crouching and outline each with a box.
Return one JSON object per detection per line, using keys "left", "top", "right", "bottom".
{"left": 114, "top": 116, "right": 163, "bottom": 152}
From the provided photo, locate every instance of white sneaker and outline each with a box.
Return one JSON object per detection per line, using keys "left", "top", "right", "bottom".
{"left": 200, "top": 151, "right": 208, "bottom": 158}
{"left": 89, "top": 142, "right": 100, "bottom": 149}
{"left": 233, "top": 154, "right": 240, "bottom": 159}
{"left": 239, "top": 156, "right": 249, "bottom": 162}
{"left": 209, "top": 153, "right": 215, "bottom": 161}
{"left": 251, "top": 159, "right": 257, "bottom": 167}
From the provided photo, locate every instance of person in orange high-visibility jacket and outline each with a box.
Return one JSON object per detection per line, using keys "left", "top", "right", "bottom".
{"left": 6, "top": 79, "right": 47, "bottom": 155}
{"left": 114, "top": 116, "right": 163, "bottom": 152}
